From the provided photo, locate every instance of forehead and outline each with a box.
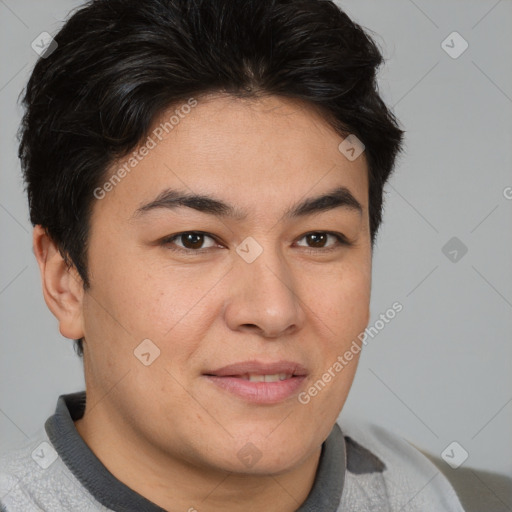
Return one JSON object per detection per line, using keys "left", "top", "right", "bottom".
{"left": 91, "top": 94, "right": 369, "bottom": 225}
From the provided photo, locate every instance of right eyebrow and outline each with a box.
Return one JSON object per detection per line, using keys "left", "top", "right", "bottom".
{"left": 131, "top": 185, "right": 363, "bottom": 222}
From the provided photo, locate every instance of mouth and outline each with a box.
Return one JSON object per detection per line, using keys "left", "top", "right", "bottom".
{"left": 203, "top": 360, "right": 308, "bottom": 404}
{"left": 232, "top": 373, "right": 294, "bottom": 382}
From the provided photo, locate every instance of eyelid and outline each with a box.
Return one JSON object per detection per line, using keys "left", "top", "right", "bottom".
{"left": 160, "top": 231, "right": 221, "bottom": 252}
{"left": 159, "top": 230, "right": 352, "bottom": 254}
{"left": 295, "top": 231, "right": 352, "bottom": 249}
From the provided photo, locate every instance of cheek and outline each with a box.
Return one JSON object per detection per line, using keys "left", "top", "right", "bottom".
{"left": 299, "top": 270, "right": 368, "bottom": 425}
{"left": 84, "top": 252, "right": 227, "bottom": 372}
{"left": 335, "top": 276, "right": 371, "bottom": 337}
{"left": 308, "top": 261, "right": 371, "bottom": 338}
{"left": 87, "top": 237, "right": 180, "bottom": 336}
{"left": 303, "top": 260, "right": 370, "bottom": 407}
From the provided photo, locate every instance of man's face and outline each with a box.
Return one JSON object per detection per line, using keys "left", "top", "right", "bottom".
{"left": 80, "top": 94, "right": 371, "bottom": 474}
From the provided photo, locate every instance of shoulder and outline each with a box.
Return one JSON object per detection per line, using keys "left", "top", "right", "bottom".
{"left": 0, "top": 429, "right": 104, "bottom": 512}
{"left": 337, "top": 419, "right": 466, "bottom": 512}
{"left": 0, "top": 432, "right": 45, "bottom": 503}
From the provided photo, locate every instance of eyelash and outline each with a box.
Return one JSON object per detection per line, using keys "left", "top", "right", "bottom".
{"left": 159, "top": 231, "right": 352, "bottom": 255}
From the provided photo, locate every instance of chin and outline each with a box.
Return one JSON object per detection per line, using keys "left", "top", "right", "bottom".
{"left": 205, "top": 430, "right": 316, "bottom": 476}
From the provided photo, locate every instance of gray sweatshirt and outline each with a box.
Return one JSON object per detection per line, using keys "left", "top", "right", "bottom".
{"left": 0, "top": 392, "right": 465, "bottom": 511}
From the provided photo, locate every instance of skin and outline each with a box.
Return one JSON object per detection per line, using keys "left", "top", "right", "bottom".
{"left": 33, "top": 94, "right": 372, "bottom": 512}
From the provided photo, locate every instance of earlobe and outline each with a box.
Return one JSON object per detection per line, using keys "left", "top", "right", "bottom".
{"left": 32, "top": 225, "right": 85, "bottom": 340}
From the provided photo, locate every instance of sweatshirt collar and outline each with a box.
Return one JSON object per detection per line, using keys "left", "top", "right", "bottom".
{"left": 45, "top": 391, "right": 345, "bottom": 511}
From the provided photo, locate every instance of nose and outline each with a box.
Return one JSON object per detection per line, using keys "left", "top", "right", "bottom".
{"left": 223, "top": 242, "right": 306, "bottom": 339}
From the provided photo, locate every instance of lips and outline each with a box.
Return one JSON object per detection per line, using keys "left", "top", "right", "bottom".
{"left": 204, "top": 360, "right": 308, "bottom": 404}
{"left": 205, "top": 360, "right": 308, "bottom": 378}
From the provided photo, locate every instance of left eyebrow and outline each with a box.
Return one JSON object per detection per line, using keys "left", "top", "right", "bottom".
{"left": 131, "top": 185, "right": 363, "bottom": 221}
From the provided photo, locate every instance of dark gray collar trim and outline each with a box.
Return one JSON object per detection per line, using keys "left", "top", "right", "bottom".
{"left": 45, "top": 392, "right": 166, "bottom": 512}
{"left": 345, "top": 435, "right": 386, "bottom": 474}
{"left": 45, "top": 391, "right": 346, "bottom": 512}
{"left": 296, "top": 422, "right": 346, "bottom": 511}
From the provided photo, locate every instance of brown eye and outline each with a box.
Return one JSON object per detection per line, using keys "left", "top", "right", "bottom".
{"left": 180, "top": 232, "right": 206, "bottom": 249}
{"left": 162, "top": 232, "right": 219, "bottom": 252}
{"left": 305, "top": 232, "right": 328, "bottom": 248}
{"left": 296, "top": 232, "right": 349, "bottom": 250}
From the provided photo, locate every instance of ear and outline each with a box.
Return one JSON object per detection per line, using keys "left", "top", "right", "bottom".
{"left": 32, "top": 225, "right": 85, "bottom": 340}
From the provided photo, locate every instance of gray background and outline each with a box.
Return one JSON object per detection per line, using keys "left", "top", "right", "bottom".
{"left": 1, "top": 0, "right": 511, "bottom": 488}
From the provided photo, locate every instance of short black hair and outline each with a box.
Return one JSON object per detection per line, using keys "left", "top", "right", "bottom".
{"left": 18, "top": 0, "right": 404, "bottom": 356}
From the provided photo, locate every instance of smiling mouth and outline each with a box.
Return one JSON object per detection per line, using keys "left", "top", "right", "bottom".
{"left": 204, "top": 359, "right": 308, "bottom": 378}
{"left": 203, "top": 360, "right": 308, "bottom": 404}
{"left": 235, "top": 373, "right": 292, "bottom": 382}
{"left": 205, "top": 372, "right": 294, "bottom": 382}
